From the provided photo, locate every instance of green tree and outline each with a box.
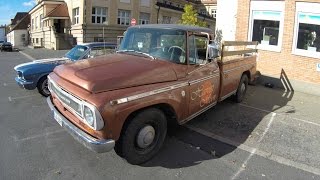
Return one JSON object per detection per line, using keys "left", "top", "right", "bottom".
{"left": 180, "top": 4, "right": 207, "bottom": 27}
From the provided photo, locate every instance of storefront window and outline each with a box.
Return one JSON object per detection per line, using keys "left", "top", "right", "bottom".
{"left": 295, "top": 13, "right": 320, "bottom": 53}
{"left": 252, "top": 20, "right": 279, "bottom": 46}
{"left": 292, "top": 2, "right": 320, "bottom": 58}
{"left": 250, "top": 11, "right": 282, "bottom": 48}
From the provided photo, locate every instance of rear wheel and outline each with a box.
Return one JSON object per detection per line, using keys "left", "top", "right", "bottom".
{"left": 37, "top": 76, "right": 50, "bottom": 97}
{"left": 234, "top": 74, "right": 248, "bottom": 103}
{"left": 115, "top": 108, "right": 167, "bottom": 164}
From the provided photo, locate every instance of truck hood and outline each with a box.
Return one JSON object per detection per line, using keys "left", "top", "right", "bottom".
{"left": 53, "top": 54, "right": 178, "bottom": 93}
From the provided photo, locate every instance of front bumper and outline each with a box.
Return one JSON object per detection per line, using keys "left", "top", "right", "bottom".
{"left": 47, "top": 97, "right": 115, "bottom": 153}
{"left": 1, "top": 46, "right": 12, "bottom": 51}
{"left": 15, "top": 77, "right": 36, "bottom": 90}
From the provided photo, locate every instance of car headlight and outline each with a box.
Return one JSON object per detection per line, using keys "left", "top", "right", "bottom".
{"left": 84, "top": 106, "right": 94, "bottom": 126}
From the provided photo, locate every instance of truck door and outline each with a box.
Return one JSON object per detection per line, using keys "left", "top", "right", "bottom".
{"left": 187, "top": 35, "right": 220, "bottom": 116}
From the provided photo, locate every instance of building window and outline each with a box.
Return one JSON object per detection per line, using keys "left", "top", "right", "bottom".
{"left": 73, "top": 7, "right": 80, "bottom": 25}
{"left": 292, "top": 2, "right": 320, "bottom": 58}
{"left": 249, "top": 1, "right": 284, "bottom": 52}
{"left": 139, "top": 12, "right": 150, "bottom": 24}
{"left": 120, "top": 0, "right": 130, "bottom": 3}
{"left": 200, "top": 9, "right": 207, "bottom": 15}
{"left": 249, "top": 10, "right": 283, "bottom": 51}
{"left": 21, "top": 34, "right": 26, "bottom": 42}
{"left": 162, "top": 16, "right": 171, "bottom": 24}
{"left": 118, "top": 9, "right": 131, "bottom": 25}
{"left": 36, "top": 38, "right": 38, "bottom": 44}
{"left": 211, "top": 9, "right": 217, "bottom": 18}
{"left": 35, "top": 16, "right": 38, "bottom": 29}
{"left": 140, "top": 0, "right": 150, "bottom": 7}
{"left": 31, "top": 19, "right": 34, "bottom": 30}
{"left": 92, "top": 7, "right": 108, "bottom": 24}
{"left": 40, "top": 14, "right": 43, "bottom": 28}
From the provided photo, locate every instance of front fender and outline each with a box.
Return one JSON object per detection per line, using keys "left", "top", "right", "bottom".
{"left": 107, "top": 86, "right": 188, "bottom": 140}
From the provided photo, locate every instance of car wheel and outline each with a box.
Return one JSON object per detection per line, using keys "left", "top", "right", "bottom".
{"left": 37, "top": 76, "right": 50, "bottom": 97}
{"left": 234, "top": 74, "right": 248, "bottom": 103}
{"left": 115, "top": 108, "right": 167, "bottom": 165}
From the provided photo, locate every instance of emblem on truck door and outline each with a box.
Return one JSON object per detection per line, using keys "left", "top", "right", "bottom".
{"left": 191, "top": 81, "right": 216, "bottom": 107}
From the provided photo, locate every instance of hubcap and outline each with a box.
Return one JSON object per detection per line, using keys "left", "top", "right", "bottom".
{"left": 42, "top": 79, "right": 50, "bottom": 95}
{"left": 240, "top": 83, "right": 246, "bottom": 94}
{"left": 136, "top": 125, "right": 155, "bottom": 149}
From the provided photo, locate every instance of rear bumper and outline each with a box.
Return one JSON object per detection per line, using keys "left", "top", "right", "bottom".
{"left": 47, "top": 97, "right": 115, "bottom": 153}
{"left": 15, "top": 77, "right": 36, "bottom": 90}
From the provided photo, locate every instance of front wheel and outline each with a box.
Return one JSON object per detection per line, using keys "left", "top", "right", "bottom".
{"left": 115, "top": 108, "right": 167, "bottom": 164}
{"left": 234, "top": 75, "right": 248, "bottom": 103}
{"left": 37, "top": 76, "right": 50, "bottom": 97}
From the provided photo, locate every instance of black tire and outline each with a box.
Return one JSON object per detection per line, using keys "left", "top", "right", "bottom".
{"left": 234, "top": 74, "right": 249, "bottom": 103}
{"left": 37, "top": 76, "right": 50, "bottom": 97}
{"left": 115, "top": 108, "right": 167, "bottom": 165}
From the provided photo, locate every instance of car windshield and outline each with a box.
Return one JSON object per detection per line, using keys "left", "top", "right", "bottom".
{"left": 65, "top": 45, "right": 88, "bottom": 61}
{"left": 119, "top": 28, "right": 187, "bottom": 64}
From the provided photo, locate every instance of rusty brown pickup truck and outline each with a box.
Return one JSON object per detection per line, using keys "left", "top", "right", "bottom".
{"left": 47, "top": 24, "right": 257, "bottom": 164}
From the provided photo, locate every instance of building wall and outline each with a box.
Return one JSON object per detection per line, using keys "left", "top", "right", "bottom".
{"left": 6, "top": 30, "right": 28, "bottom": 47}
{"left": 0, "top": 27, "right": 5, "bottom": 42}
{"left": 236, "top": 0, "right": 320, "bottom": 85}
{"left": 216, "top": 0, "right": 238, "bottom": 41}
{"left": 30, "top": 0, "right": 216, "bottom": 48}
{"left": 66, "top": 0, "right": 215, "bottom": 43}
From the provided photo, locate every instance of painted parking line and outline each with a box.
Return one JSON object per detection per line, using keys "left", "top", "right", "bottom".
{"left": 8, "top": 94, "right": 39, "bottom": 101}
{"left": 19, "top": 51, "right": 35, "bottom": 61}
{"left": 239, "top": 103, "right": 320, "bottom": 127}
{"left": 185, "top": 106, "right": 320, "bottom": 177}
{"left": 186, "top": 125, "right": 320, "bottom": 176}
{"left": 3, "top": 82, "right": 17, "bottom": 86}
{"left": 231, "top": 113, "right": 276, "bottom": 179}
{"left": 14, "top": 129, "right": 65, "bottom": 142}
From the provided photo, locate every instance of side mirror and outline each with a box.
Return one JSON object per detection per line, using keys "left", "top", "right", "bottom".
{"left": 208, "top": 43, "right": 220, "bottom": 60}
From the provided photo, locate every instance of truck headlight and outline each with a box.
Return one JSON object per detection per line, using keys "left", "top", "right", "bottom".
{"left": 84, "top": 106, "right": 94, "bottom": 126}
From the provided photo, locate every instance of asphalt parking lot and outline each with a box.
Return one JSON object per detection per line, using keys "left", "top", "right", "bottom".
{"left": 1, "top": 50, "right": 320, "bottom": 180}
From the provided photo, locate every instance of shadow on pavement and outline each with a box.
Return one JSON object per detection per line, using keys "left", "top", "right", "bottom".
{"left": 142, "top": 75, "right": 294, "bottom": 169}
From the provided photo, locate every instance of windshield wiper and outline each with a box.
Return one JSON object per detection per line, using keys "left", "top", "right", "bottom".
{"left": 117, "top": 50, "right": 155, "bottom": 60}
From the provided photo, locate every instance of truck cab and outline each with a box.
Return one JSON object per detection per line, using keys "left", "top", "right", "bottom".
{"left": 47, "top": 24, "right": 257, "bottom": 164}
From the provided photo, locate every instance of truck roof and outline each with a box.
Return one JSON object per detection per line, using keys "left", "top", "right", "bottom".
{"left": 78, "top": 42, "right": 117, "bottom": 48}
{"left": 129, "top": 24, "right": 214, "bottom": 34}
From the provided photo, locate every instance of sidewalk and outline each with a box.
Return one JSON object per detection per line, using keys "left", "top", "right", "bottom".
{"left": 185, "top": 85, "right": 320, "bottom": 175}
{"left": 18, "top": 47, "right": 70, "bottom": 60}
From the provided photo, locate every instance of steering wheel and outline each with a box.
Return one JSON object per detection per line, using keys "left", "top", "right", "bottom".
{"left": 168, "top": 46, "right": 185, "bottom": 54}
{"left": 168, "top": 46, "right": 185, "bottom": 63}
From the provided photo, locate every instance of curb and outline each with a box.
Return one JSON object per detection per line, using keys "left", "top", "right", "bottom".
{"left": 19, "top": 51, "right": 35, "bottom": 61}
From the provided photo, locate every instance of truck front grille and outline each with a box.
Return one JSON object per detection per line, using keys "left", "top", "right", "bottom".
{"left": 49, "top": 79, "right": 83, "bottom": 117}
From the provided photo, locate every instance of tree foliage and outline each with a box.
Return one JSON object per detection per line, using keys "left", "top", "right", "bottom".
{"left": 180, "top": 4, "right": 207, "bottom": 27}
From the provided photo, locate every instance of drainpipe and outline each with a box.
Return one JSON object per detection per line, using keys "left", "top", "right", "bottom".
{"left": 157, "top": 5, "right": 161, "bottom": 24}
{"left": 83, "top": 0, "right": 86, "bottom": 43}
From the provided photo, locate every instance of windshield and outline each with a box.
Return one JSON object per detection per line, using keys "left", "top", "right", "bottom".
{"left": 65, "top": 45, "right": 88, "bottom": 61}
{"left": 119, "top": 28, "right": 186, "bottom": 64}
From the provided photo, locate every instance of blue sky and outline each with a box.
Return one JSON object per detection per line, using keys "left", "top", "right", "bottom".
{"left": 0, "top": 0, "right": 36, "bottom": 25}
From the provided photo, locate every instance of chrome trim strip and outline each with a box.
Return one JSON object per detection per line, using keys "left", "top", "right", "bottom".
{"left": 220, "top": 90, "right": 237, "bottom": 101}
{"left": 111, "top": 82, "right": 189, "bottom": 105}
{"left": 47, "top": 97, "right": 114, "bottom": 153}
{"left": 179, "top": 101, "right": 217, "bottom": 124}
{"left": 189, "top": 73, "right": 220, "bottom": 85}
{"left": 223, "top": 64, "right": 254, "bottom": 74}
